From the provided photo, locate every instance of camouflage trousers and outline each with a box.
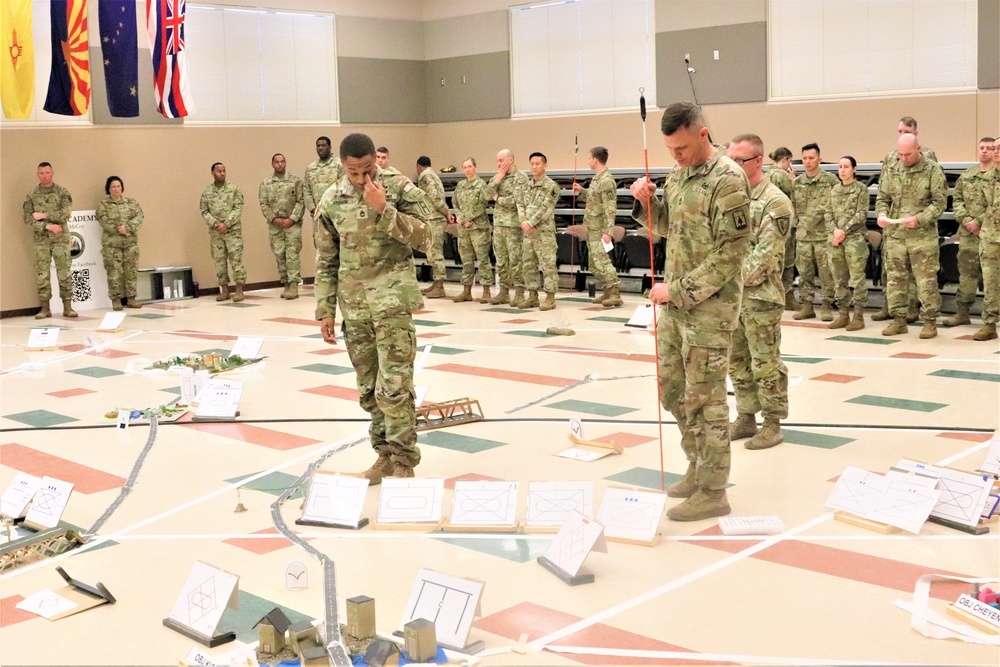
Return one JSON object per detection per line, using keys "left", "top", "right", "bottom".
{"left": 829, "top": 233, "right": 869, "bottom": 308}
{"left": 424, "top": 218, "right": 447, "bottom": 281}
{"left": 586, "top": 232, "right": 619, "bottom": 288}
{"left": 101, "top": 240, "right": 140, "bottom": 300}
{"left": 342, "top": 316, "right": 420, "bottom": 467}
{"left": 729, "top": 301, "right": 788, "bottom": 420}
{"left": 493, "top": 226, "right": 524, "bottom": 289}
{"left": 795, "top": 239, "right": 833, "bottom": 303}
{"left": 268, "top": 223, "right": 303, "bottom": 285}
{"left": 522, "top": 225, "right": 558, "bottom": 293}
{"left": 457, "top": 225, "right": 494, "bottom": 286}
{"left": 884, "top": 233, "right": 941, "bottom": 319}
{"left": 878, "top": 245, "right": 917, "bottom": 308}
{"left": 209, "top": 228, "right": 246, "bottom": 286}
{"left": 34, "top": 235, "right": 72, "bottom": 301}
{"left": 782, "top": 233, "right": 797, "bottom": 298}
{"left": 656, "top": 311, "right": 732, "bottom": 492}
{"left": 980, "top": 238, "right": 999, "bottom": 325}
{"left": 955, "top": 232, "right": 982, "bottom": 307}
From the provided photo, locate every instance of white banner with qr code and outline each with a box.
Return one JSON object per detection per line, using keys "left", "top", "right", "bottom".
{"left": 49, "top": 210, "right": 112, "bottom": 314}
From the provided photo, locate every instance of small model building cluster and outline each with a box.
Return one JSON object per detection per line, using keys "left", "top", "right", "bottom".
{"left": 149, "top": 353, "right": 261, "bottom": 373}
{"left": 254, "top": 607, "right": 325, "bottom": 666}
{"left": 103, "top": 402, "right": 188, "bottom": 421}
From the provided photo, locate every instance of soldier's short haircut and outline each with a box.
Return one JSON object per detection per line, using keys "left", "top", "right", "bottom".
{"left": 732, "top": 134, "right": 763, "bottom": 156}
{"left": 801, "top": 143, "right": 820, "bottom": 155}
{"left": 980, "top": 136, "right": 996, "bottom": 143}
{"left": 660, "top": 102, "right": 704, "bottom": 136}
{"left": 417, "top": 155, "right": 432, "bottom": 168}
{"left": 316, "top": 136, "right": 331, "bottom": 146}
{"left": 271, "top": 153, "right": 284, "bottom": 162}
{"left": 105, "top": 176, "right": 124, "bottom": 194}
{"left": 840, "top": 156, "right": 857, "bottom": 168}
{"left": 899, "top": 116, "right": 918, "bottom": 130}
{"left": 340, "top": 133, "right": 376, "bottom": 160}
{"left": 211, "top": 162, "right": 224, "bottom": 171}
{"left": 38, "top": 161, "right": 52, "bottom": 169}
{"left": 529, "top": 152, "right": 547, "bottom": 164}
{"left": 769, "top": 146, "right": 792, "bottom": 161}
{"left": 590, "top": 146, "right": 609, "bottom": 164}
{"left": 463, "top": 157, "right": 477, "bottom": 167}
{"left": 376, "top": 146, "right": 389, "bottom": 154}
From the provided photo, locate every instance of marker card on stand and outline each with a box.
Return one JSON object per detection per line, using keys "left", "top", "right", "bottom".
{"left": 229, "top": 336, "right": 263, "bottom": 359}
{"left": 626, "top": 303, "right": 655, "bottom": 329}
{"left": 0, "top": 472, "right": 42, "bottom": 519}
{"left": 96, "top": 311, "right": 126, "bottom": 332}
{"left": 26, "top": 327, "right": 60, "bottom": 351}
{"left": 24, "top": 476, "right": 74, "bottom": 530}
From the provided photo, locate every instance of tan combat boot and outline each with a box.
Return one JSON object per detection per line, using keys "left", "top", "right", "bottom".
{"left": 361, "top": 453, "right": 394, "bottom": 485}
{"left": 918, "top": 318, "right": 937, "bottom": 339}
{"left": 870, "top": 304, "right": 890, "bottom": 321}
{"left": 793, "top": 301, "right": 815, "bottom": 320}
{"left": 490, "top": 287, "right": 509, "bottom": 305}
{"left": 233, "top": 285, "right": 245, "bottom": 302}
{"left": 602, "top": 285, "right": 623, "bottom": 308}
{"left": 667, "top": 489, "right": 731, "bottom": 521}
{"left": 125, "top": 297, "right": 142, "bottom": 308}
{"left": 819, "top": 300, "right": 833, "bottom": 322}
{"left": 784, "top": 292, "right": 798, "bottom": 311}
{"left": 666, "top": 462, "right": 697, "bottom": 498}
{"left": 112, "top": 299, "right": 124, "bottom": 312}
{"left": 35, "top": 302, "right": 51, "bottom": 319}
{"left": 906, "top": 302, "right": 919, "bottom": 323}
{"left": 730, "top": 413, "right": 758, "bottom": 440}
{"left": 425, "top": 280, "right": 446, "bottom": 299}
{"left": 510, "top": 287, "right": 525, "bottom": 308}
{"left": 592, "top": 287, "right": 610, "bottom": 305}
{"left": 479, "top": 286, "right": 492, "bottom": 304}
{"left": 519, "top": 290, "right": 539, "bottom": 309}
{"left": 943, "top": 304, "right": 971, "bottom": 327}
{"left": 62, "top": 299, "right": 78, "bottom": 318}
{"left": 745, "top": 418, "right": 783, "bottom": 450}
{"left": 845, "top": 305, "right": 865, "bottom": 331}
{"left": 420, "top": 282, "right": 435, "bottom": 295}
{"left": 973, "top": 324, "right": 998, "bottom": 341}
{"left": 539, "top": 291, "right": 556, "bottom": 311}
{"left": 453, "top": 285, "right": 473, "bottom": 303}
{"left": 827, "top": 306, "right": 850, "bottom": 329}
{"left": 216, "top": 284, "right": 230, "bottom": 302}
{"left": 881, "top": 317, "right": 908, "bottom": 336}
{"left": 390, "top": 460, "right": 415, "bottom": 479}
{"left": 285, "top": 283, "right": 299, "bottom": 300}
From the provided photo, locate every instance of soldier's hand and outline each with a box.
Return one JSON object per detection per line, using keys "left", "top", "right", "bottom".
{"left": 902, "top": 216, "right": 918, "bottom": 229}
{"left": 320, "top": 317, "right": 338, "bottom": 345}
{"left": 572, "top": 182, "right": 583, "bottom": 193}
{"left": 33, "top": 212, "right": 47, "bottom": 221}
{"left": 877, "top": 216, "right": 889, "bottom": 229}
{"left": 118, "top": 225, "right": 128, "bottom": 235}
{"left": 630, "top": 177, "right": 656, "bottom": 201}
{"left": 832, "top": 229, "right": 845, "bottom": 246}
{"left": 464, "top": 221, "right": 472, "bottom": 228}
{"left": 216, "top": 222, "right": 229, "bottom": 234}
{"left": 363, "top": 175, "right": 387, "bottom": 213}
{"left": 649, "top": 283, "right": 671, "bottom": 306}
{"left": 602, "top": 234, "right": 612, "bottom": 245}
{"left": 45, "top": 223, "right": 62, "bottom": 234}
{"left": 965, "top": 220, "right": 980, "bottom": 234}
{"left": 447, "top": 213, "right": 455, "bottom": 224}
{"left": 521, "top": 221, "right": 533, "bottom": 233}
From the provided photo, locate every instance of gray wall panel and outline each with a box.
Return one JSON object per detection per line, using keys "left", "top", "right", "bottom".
{"left": 425, "top": 52, "right": 511, "bottom": 123}
{"left": 979, "top": 0, "right": 999, "bottom": 90}
{"left": 89, "top": 47, "right": 181, "bottom": 126}
{"left": 338, "top": 58, "right": 427, "bottom": 124}
{"left": 425, "top": 11, "right": 509, "bottom": 60}
{"left": 656, "top": 22, "right": 767, "bottom": 107}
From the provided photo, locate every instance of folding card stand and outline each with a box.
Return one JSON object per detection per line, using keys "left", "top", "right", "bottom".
{"left": 833, "top": 511, "right": 900, "bottom": 534}
{"left": 47, "top": 566, "right": 116, "bottom": 620}
{"left": 396, "top": 568, "right": 485, "bottom": 654}
{"left": 96, "top": 312, "right": 126, "bottom": 333}
{"left": 295, "top": 472, "right": 369, "bottom": 530}
{"left": 26, "top": 327, "right": 60, "bottom": 351}
{"left": 597, "top": 485, "right": 665, "bottom": 547}
{"left": 523, "top": 481, "right": 594, "bottom": 534}
{"left": 945, "top": 589, "right": 1000, "bottom": 636}
{"left": 926, "top": 514, "right": 990, "bottom": 535}
{"left": 163, "top": 561, "right": 239, "bottom": 648}
{"left": 537, "top": 510, "right": 606, "bottom": 586}
{"left": 554, "top": 433, "right": 624, "bottom": 462}
{"left": 441, "top": 481, "right": 520, "bottom": 533}
{"left": 372, "top": 478, "right": 444, "bottom": 531}
{"left": 625, "top": 303, "right": 655, "bottom": 329}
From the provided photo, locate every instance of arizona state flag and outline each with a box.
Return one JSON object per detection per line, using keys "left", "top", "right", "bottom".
{"left": 99, "top": 0, "right": 139, "bottom": 117}
{"left": 0, "top": 0, "right": 34, "bottom": 119}
{"left": 44, "top": 0, "right": 91, "bottom": 116}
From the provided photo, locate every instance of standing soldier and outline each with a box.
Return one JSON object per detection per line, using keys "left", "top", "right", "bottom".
{"left": 974, "top": 140, "right": 1000, "bottom": 341}
{"left": 573, "top": 147, "right": 623, "bottom": 308}
{"left": 451, "top": 158, "right": 494, "bottom": 304}
{"left": 96, "top": 176, "right": 144, "bottom": 311}
{"left": 315, "top": 133, "right": 431, "bottom": 483}
{"left": 199, "top": 162, "right": 246, "bottom": 302}
{"left": 415, "top": 156, "right": 453, "bottom": 299}
{"left": 484, "top": 149, "right": 529, "bottom": 305}
{"left": 875, "top": 133, "right": 947, "bottom": 338}
{"left": 630, "top": 103, "right": 751, "bottom": 521}
{"left": 24, "top": 162, "right": 76, "bottom": 319}
{"left": 766, "top": 146, "right": 797, "bottom": 310}
{"left": 519, "top": 152, "right": 560, "bottom": 311}
{"left": 304, "top": 136, "right": 344, "bottom": 231}
{"left": 827, "top": 157, "right": 871, "bottom": 330}
{"left": 726, "top": 135, "right": 791, "bottom": 451}
{"left": 259, "top": 153, "right": 305, "bottom": 300}
{"left": 792, "top": 143, "right": 838, "bottom": 321}
{"left": 945, "top": 137, "right": 995, "bottom": 328}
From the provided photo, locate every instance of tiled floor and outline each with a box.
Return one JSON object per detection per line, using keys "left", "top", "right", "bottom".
{"left": 1, "top": 284, "right": 997, "bottom": 666}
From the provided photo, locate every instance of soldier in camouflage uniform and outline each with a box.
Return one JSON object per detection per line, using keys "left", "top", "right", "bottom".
{"left": 314, "top": 133, "right": 432, "bottom": 482}
{"left": 573, "top": 147, "right": 622, "bottom": 307}
{"left": 975, "top": 140, "right": 1000, "bottom": 341}
{"left": 375, "top": 146, "right": 401, "bottom": 176}
{"left": 415, "top": 156, "right": 453, "bottom": 299}
{"left": 519, "top": 152, "right": 560, "bottom": 311}
{"left": 23, "top": 162, "right": 76, "bottom": 319}
{"left": 96, "top": 176, "right": 144, "bottom": 311}
{"left": 304, "top": 136, "right": 344, "bottom": 236}
{"left": 792, "top": 143, "right": 838, "bottom": 321}
{"left": 726, "top": 136, "right": 791, "bottom": 451}
{"left": 875, "top": 134, "right": 947, "bottom": 338}
{"left": 199, "top": 162, "right": 246, "bottom": 302}
{"left": 259, "top": 153, "right": 305, "bottom": 300}
{"left": 630, "top": 103, "right": 751, "bottom": 521}
{"left": 766, "top": 147, "right": 797, "bottom": 310}
{"left": 484, "top": 149, "right": 530, "bottom": 305}
{"left": 827, "top": 157, "right": 871, "bottom": 330}
{"left": 945, "top": 137, "right": 995, "bottom": 327}
{"left": 451, "top": 158, "right": 495, "bottom": 304}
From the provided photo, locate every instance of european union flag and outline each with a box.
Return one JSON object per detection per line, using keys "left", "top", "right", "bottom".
{"left": 98, "top": 0, "right": 138, "bottom": 117}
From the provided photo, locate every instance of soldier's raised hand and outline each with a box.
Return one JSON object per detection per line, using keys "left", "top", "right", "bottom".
{"left": 363, "top": 174, "right": 387, "bottom": 213}
{"left": 319, "top": 317, "right": 338, "bottom": 345}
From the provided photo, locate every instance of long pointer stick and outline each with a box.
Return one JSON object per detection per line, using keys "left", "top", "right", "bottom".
{"left": 569, "top": 134, "right": 578, "bottom": 292}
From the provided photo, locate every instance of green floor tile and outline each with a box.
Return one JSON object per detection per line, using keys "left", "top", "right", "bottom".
{"left": 604, "top": 467, "right": 684, "bottom": 490}
{"left": 130, "top": 312, "right": 171, "bottom": 319}
{"left": 300, "top": 333, "right": 324, "bottom": 339}
{"left": 67, "top": 366, "right": 124, "bottom": 378}
{"left": 503, "top": 329, "right": 552, "bottom": 338}
{"left": 219, "top": 590, "right": 313, "bottom": 643}
{"left": 929, "top": 369, "right": 1000, "bottom": 383}
{"left": 416, "top": 345, "right": 470, "bottom": 355}
{"left": 4, "top": 409, "right": 79, "bottom": 428}
{"left": 544, "top": 399, "right": 638, "bottom": 417}
{"left": 560, "top": 297, "right": 593, "bottom": 303}
{"left": 225, "top": 471, "right": 305, "bottom": 499}
{"left": 588, "top": 316, "right": 630, "bottom": 323}
{"left": 418, "top": 431, "right": 506, "bottom": 453}
{"left": 293, "top": 363, "right": 353, "bottom": 375}
{"left": 782, "top": 428, "right": 855, "bottom": 449}
{"left": 220, "top": 302, "right": 259, "bottom": 308}
{"left": 781, "top": 355, "right": 829, "bottom": 364}
{"left": 826, "top": 335, "right": 898, "bottom": 345}
{"left": 435, "top": 536, "right": 550, "bottom": 563}
{"left": 846, "top": 394, "right": 947, "bottom": 412}
{"left": 413, "top": 319, "right": 450, "bottom": 327}
{"left": 484, "top": 307, "right": 526, "bottom": 314}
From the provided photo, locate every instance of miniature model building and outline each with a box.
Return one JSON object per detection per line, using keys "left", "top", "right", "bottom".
{"left": 253, "top": 607, "right": 292, "bottom": 655}
{"left": 362, "top": 638, "right": 401, "bottom": 667}
{"left": 346, "top": 595, "right": 375, "bottom": 639}
{"left": 403, "top": 618, "right": 437, "bottom": 662}
{"left": 299, "top": 645, "right": 330, "bottom": 667}
{"left": 288, "top": 619, "right": 319, "bottom": 649}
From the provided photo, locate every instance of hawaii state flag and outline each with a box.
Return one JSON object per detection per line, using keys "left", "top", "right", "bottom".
{"left": 99, "top": 0, "right": 139, "bottom": 117}
{"left": 147, "top": 0, "right": 193, "bottom": 118}
{"left": 43, "top": 0, "right": 90, "bottom": 116}
{"left": 0, "top": 0, "right": 35, "bottom": 119}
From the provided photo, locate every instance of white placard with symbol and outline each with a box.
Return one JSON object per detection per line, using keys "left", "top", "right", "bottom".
{"left": 400, "top": 568, "right": 483, "bottom": 650}
{"left": 597, "top": 486, "right": 666, "bottom": 542}
{"left": 526, "top": 481, "right": 593, "bottom": 527}
{"left": 167, "top": 561, "right": 240, "bottom": 638}
{"left": 96, "top": 311, "right": 126, "bottom": 332}
{"left": 450, "top": 480, "right": 519, "bottom": 526}
{"left": 301, "top": 473, "right": 369, "bottom": 527}
{"left": 0, "top": 472, "right": 42, "bottom": 519}
{"left": 542, "top": 510, "right": 606, "bottom": 577}
{"left": 15, "top": 589, "right": 78, "bottom": 619}
{"left": 24, "top": 476, "right": 74, "bottom": 530}
{"left": 229, "top": 336, "right": 263, "bottom": 360}
{"left": 26, "top": 327, "right": 60, "bottom": 350}
{"left": 826, "top": 466, "right": 941, "bottom": 533}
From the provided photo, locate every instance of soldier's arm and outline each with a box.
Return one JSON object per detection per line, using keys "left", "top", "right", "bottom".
{"left": 743, "top": 198, "right": 790, "bottom": 287}
{"left": 227, "top": 187, "right": 245, "bottom": 227}
{"left": 631, "top": 178, "right": 670, "bottom": 237}
{"left": 425, "top": 177, "right": 451, "bottom": 219}
{"left": 524, "top": 182, "right": 560, "bottom": 228}
{"left": 462, "top": 181, "right": 489, "bottom": 220}
{"left": 313, "top": 209, "right": 340, "bottom": 323}
{"left": 95, "top": 201, "right": 116, "bottom": 235}
{"left": 51, "top": 188, "right": 72, "bottom": 225}
{"left": 200, "top": 192, "right": 217, "bottom": 228}
{"left": 303, "top": 171, "right": 317, "bottom": 216}
{"left": 515, "top": 172, "right": 529, "bottom": 221}
{"left": 290, "top": 178, "right": 305, "bottom": 223}
{"left": 915, "top": 165, "right": 947, "bottom": 227}
{"left": 259, "top": 181, "right": 275, "bottom": 223}
{"left": 576, "top": 183, "right": 589, "bottom": 203}
{"left": 378, "top": 183, "right": 431, "bottom": 252}
{"left": 483, "top": 178, "right": 501, "bottom": 203}
{"left": 874, "top": 172, "right": 892, "bottom": 219}
{"left": 23, "top": 193, "right": 40, "bottom": 228}
{"left": 599, "top": 176, "right": 617, "bottom": 233}
{"left": 952, "top": 173, "right": 970, "bottom": 224}
{"left": 843, "top": 184, "right": 868, "bottom": 235}
{"left": 127, "top": 200, "right": 145, "bottom": 233}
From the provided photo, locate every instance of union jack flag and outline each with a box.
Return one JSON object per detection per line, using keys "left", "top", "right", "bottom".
{"left": 146, "top": 0, "right": 192, "bottom": 118}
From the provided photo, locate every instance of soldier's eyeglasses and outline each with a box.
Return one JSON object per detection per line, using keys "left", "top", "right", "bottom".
{"left": 732, "top": 156, "right": 760, "bottom": 165}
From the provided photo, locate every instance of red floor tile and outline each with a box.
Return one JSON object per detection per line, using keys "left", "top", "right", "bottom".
{"left": 592, "top": 432, "right": 656, "bottom": 448}
{"left": 87, "top": 348, "right": 137, "bottom": 359}
{"left": 443, "top": 472, "right": 503, "bottom": 490}
{"left": 810, "top": 373, "right": 863, "bottom": 383}
{"left": 179, "top": 423, "right": 322, "bottom": 451}
{"left": 46, "top": 388, "right": 97, "bottom": 398}
{"left": 427, "top": 363, "right": 576, "bottom": 388}
{"left": 301, "top": 385, "right": 360, "bottom": 402}
{"left": 0, "top": 595, "right": 37, "bottom": 628}
{"left": 781, "top": 320, "right": 829, "bottom": 329}
{"left": 59, "top": 344, "right": 88, "bottom": 352}
{"left": 540, "top": 344, "right": 656, "bottom": 364}
{"left": 308, "top": 348, "right": 348, "bottom": 356}
{"left": 418, "top": 332, "right": 451, "bottom": 339}
{"left": 264, "top": 317, "right": 320, "bottom": 326}
{"left": 166, "top": 329, "right": 238, "bottom": 341}
{"left": 891, "top": 352, "right": 936, "bottom": 359}
{"left": 0, "top": 443, "right": 125, "bottom": 494}
{"left": 223, "top": 526, "right": 310, "bottom": 555}
{"left": 936, "top": 431, "right": 995, "bottom": 443}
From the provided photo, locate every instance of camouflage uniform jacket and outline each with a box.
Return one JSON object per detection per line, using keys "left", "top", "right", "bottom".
{"left": 200, "top": 183, "right": 244, "bottom": 230}
{"left": 742, "top": 179, "right": 791, "bottom": 305}
{"left": 631, "top": 147, "right": 752, "bottom": 346}
{"left": 259, "top": 173, "right": 305, "bottom": 224}
{"left": 578, "top": 169, "right": 617, "bottom": 234}
{"left": 875, "top": 155, "right": 947, "bottom": 241}
{"left": 883, "top": 147, "right": 938, "bottom": 168}
{"left": 982, "top": 168, "right": 1000, "bottom": 244}
{"left": 765, "top": 167, "right": 794, "bottom": 200}
{"left": 23, "top": 184, "right": 72, "bottom": 237}
{"left": 416, "top": 169, "right": 451, "bottom": 221}
{"left": 96, "top": 196, "right": 144, "bottom": 247}
{"left": 314, "top": 167, "right": 432, "bottom": 323}
{"left": 522, "top": 175, "right": 560, "bottom": 230}
{"left": 483, "top": 168, "right": 529, "bottom": 228}
{"left": 452, "top": 176, "right": 490, "bottom": 229}
{"left": 829, "top": 180, "right": 869, "bottom": 236}
{"left": 953, "top": 164, "right": 994, "bottom": 238}
{"left": 792, "top": 170, "right": 838, "bottom": 240}
{"left": 304, "top": 157, "right": 344, "bottom": 217}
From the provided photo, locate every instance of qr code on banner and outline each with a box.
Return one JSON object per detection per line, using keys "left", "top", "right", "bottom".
{"left": 71, "top": 269, "right": 91, "bottom": 302}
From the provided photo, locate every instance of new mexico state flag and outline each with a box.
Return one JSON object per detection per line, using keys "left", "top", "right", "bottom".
{"left": 0, "top": 0, "right": 35, "bottom": 120}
